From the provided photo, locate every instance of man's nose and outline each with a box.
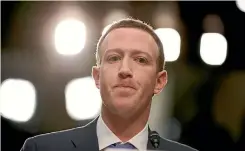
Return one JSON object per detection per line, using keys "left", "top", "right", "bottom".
{"left": 118, "top": 58, "right": 133, "bottom": 79}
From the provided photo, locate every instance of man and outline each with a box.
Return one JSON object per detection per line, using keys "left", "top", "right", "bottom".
{"left": 21, "top": 18, "right": 197, "bottom": 151}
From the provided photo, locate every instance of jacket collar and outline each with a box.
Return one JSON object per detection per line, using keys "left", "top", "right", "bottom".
{"left": 70, "top": 116, "right": 100, "bottom": 151}
{"left": 97, "top": 115, "right": 149, "bottom": 150}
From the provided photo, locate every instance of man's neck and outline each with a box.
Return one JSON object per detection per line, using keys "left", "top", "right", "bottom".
{"left": 101, "top": 105, "right": 151, "bottom": 142}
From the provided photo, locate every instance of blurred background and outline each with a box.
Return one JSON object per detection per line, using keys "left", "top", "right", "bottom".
{"left": 1, "top": 1, "right": 245, "bottom": 151}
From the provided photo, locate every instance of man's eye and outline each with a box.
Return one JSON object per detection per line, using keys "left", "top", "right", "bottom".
{"left": 108, "top": 55, "right": 121, "bottom": 62}
{"left": 135, "top": 57, "right": 148, "bottom": 64}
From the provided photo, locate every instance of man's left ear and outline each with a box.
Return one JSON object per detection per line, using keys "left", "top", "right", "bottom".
{"left": 154, "top": 70, "right": 168, "bottom": 94}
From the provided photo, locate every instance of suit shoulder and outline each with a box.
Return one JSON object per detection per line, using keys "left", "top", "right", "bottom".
{"left": 21, "top": 136, "right": 37, "bottom": 151}
{"left": 21, "top": 119, "right": 97, "bottom": 150}
{"left": 23, "top": 126, "right": 86, "bottom": 148}
{"left": 160, "top": 137, "right": 198, "bottom": 151}
{"left": 31, "top": 127, "right": 84, "bottom": 142}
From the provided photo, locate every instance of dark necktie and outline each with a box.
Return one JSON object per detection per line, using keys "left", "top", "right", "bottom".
{"left": 108, "top": 142, "right": 137, "bottom": 150}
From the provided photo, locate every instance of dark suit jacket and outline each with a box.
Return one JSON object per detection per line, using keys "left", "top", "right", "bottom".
{"left": 21, "top": 117, "right": 197, "bottom": 151}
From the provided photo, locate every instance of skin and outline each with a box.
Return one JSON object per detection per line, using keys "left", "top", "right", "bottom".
{"left": 92, "top": 27, "right": 167, "bottom": 142}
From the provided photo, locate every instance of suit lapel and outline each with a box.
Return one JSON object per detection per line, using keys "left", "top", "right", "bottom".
{"left": 70, "top": 116, "right": 100, "bottom": 151}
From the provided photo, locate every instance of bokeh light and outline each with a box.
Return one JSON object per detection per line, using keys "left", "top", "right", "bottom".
{"left": 65, "top": 76, "right": 102, "bottom": 120}
{"left": 54, "top": 19, "right": 86, "bottom": 55}
{"left": 154, "top": 28, "right": 181, "bottom": 62}
{"left": 236, "top": 0, "right": 245, "bottom": 12}
{"left": 0, "top": 79, "right": 36, "bottom": 122}
{"left": 200, "top": 33, "right": 227, "bottom": 66}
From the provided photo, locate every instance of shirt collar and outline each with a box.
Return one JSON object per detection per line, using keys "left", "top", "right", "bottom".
{"left": 96, "top": 115, "right": 149, "bottom": 151}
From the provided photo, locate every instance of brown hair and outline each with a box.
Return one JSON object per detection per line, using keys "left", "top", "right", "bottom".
{"left": 96, "top": 18, "right": 165, "bottom": 72}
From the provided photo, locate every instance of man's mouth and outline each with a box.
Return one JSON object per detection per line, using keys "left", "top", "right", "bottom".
{"left": 114, "top": 84, "right": 136, "bottom": 90}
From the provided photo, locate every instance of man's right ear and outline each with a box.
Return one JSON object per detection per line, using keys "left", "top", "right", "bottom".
{"left": 92, "top": 66, "right": 100, "bottom": 89}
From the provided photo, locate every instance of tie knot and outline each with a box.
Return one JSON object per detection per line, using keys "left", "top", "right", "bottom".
{"left": 109, "top": 142, "right": 136, "bottom": 150}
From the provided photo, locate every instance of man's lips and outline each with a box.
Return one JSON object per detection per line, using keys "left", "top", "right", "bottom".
{"left": 114, "top": 84, "right": 136, "bottom": 90}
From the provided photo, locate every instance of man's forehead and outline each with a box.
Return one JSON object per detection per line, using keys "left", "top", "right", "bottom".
{"left": 100, "top": 27, "right": 159, "bottom": 55}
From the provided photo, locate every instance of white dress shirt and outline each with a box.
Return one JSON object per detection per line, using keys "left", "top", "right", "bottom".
{"left": 96, "top": 115, "right": 149, "bottom": 151}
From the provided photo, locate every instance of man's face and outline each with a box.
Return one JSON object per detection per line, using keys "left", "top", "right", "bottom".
{"left": 93, "top": 28, "right": 167, "bottom": 117}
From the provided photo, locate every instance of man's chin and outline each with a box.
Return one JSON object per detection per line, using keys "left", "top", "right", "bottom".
{"left": 112, "top": 106, "right": 137, "bottom": 118}
{"left": 113, "top": 101, "right": 135, "bottom": 110}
